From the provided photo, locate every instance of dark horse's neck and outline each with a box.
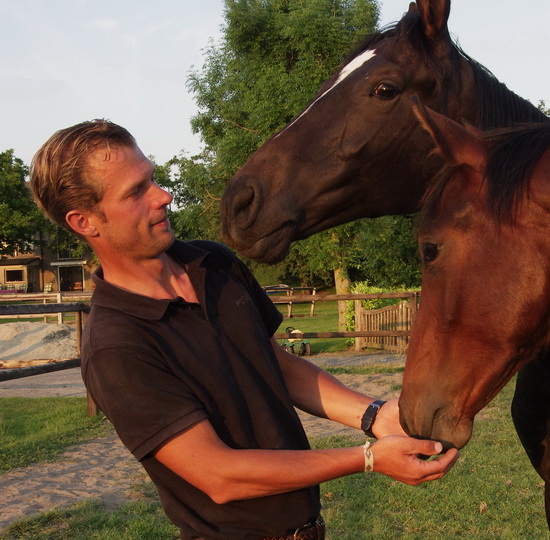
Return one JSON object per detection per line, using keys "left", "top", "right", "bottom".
{"left": 468, "top": 58, "right": 549, "bottom": 129}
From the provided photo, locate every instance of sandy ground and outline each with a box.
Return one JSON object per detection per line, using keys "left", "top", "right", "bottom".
{"left": 0, "top": 322, "right": 404, "bottom": 531}
{"left": 0, "top": 322, "right": 77, "bottom": 368}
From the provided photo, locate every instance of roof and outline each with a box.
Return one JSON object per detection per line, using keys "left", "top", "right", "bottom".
{"left": 0, "top": 257, "right": 41, "bottom": 266}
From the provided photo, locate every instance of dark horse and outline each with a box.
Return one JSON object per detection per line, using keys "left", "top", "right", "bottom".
{"left": 220, "top": 0, "right": 547, "bottom": 265}
{"left": 400, "top": 102, "right": 550, "bottom": 525}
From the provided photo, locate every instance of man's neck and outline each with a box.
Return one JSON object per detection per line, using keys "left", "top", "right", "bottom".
{"left": 99, "top": 252, "right": 199, "bottom": 303}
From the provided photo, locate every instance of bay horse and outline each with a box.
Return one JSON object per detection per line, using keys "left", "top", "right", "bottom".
{"left": 400, "top": 102, "right": 550, "bottom": 525}
{"left": 220, "top": 0, "right": 547, "bottom": 265}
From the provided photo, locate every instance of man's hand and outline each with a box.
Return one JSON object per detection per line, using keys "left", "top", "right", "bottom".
{"left": 370, "top": 435, "right": 459, "bottom": 485}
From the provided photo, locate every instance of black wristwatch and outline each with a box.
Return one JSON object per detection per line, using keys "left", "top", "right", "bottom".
{"left": 361, "top": 400, "right": 386, "bottom": 438}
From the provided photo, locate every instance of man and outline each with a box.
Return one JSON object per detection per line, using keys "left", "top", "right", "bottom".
{"left": 30, "top": 120, "right": 458, "bottom": 540}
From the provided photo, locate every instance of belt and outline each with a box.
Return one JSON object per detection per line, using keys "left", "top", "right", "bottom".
{"left": 263, "top": 516, "right": 325, "bottom": 540}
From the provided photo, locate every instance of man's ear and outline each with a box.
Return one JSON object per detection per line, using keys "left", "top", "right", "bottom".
{"left": 65, "top": 210, "right": 99, "bottom": 237}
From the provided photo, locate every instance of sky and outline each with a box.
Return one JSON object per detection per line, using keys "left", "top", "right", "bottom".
{"left": 1, "top": 0, "right": 548, "bottom": 167}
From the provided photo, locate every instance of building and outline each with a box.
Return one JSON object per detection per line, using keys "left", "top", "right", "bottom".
{"left": 0, "top": 242, "right": 95, "bottom": 293}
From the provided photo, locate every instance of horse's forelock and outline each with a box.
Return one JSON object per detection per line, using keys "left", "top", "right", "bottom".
{"left": 420, "top": 166, "right": 461, "bottom": 229}
{"left": 421, "top": 125, "right": 550, "bottom": 229}
{"left": 485, "top": 125, "right": 550, "bottom": 224}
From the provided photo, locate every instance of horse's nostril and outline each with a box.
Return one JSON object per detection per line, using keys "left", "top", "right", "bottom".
{"left": 231, "top": 180, "right": 263, "bottom": 229}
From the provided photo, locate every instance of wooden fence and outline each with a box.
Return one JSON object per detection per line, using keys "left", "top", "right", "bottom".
{"left": 0, "top": 292, "right": 92, "bottom": 323}
{"left": 271, "top": 292, "right": 419, "bottom": 353}
{"left": 354, "top": 295, "right": 420, "bottom": 353}
{"left": 265, "top": 286, "right": 317, "bottom": 318}
{"left": 0, "top": 291, "right": 419, "bottom": 415}
{"left": 0, "top": 297, "right": 98, "bottom": 416}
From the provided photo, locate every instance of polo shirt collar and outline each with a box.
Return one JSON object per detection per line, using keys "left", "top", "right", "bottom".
{"left": 90, "top": 241, "right": 209, "bottom": 321}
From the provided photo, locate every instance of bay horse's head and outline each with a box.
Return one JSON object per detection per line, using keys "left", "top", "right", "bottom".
{"left": 220, "top": 0, "right": 546, "bottom": 263}
{"left": 399, "top": 103, "right": 550, "bottom": 450}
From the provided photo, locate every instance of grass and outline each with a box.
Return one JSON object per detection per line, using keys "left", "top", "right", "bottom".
{"left": 275, "top": 299, "right": 349, "bottom": 353}
{"left": 0, "top": 397, "right": 111, "bottom": 473}
{"left": 2, "top": 377, "right": 548, "bottom": 538}
{"left": 315, "top": 380, "right": 549, "bottom": 538}
{"left": 1, "top": 498, "right": 179, "bottom": 540}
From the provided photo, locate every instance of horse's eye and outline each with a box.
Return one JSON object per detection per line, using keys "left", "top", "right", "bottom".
{"left": 422, "top": 242, "right": 439, "bottom": 263}
{"left": 373, "top": 83, "right": 399, "bottom": 99}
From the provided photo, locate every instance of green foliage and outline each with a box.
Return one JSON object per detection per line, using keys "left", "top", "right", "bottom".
{"left": 0, "top": 150, "right": 45, "bottom": 255}
{"left": 178, "top": 2, "right": 427, "bottom": 288}
{"left": 188, "top": 0, "right": 379, "bottom": 175}
{"left": 175, "top": 0, "right": 388, "bottom": 286}
{"left": 280, "top": 223, "right": 363, "bottom": 285}
{"left": 352, "top": 215, "right": 422, "bottom": 288}
{"left": 165, "top": 152, "right": 223, "bottom": 241}
{"left": 537, "top": 99, "right": 549, "bottom": 116}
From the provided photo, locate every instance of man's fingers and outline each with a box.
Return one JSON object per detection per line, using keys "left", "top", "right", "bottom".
{"left": 408, "top": 438, "right": 444, "bottom": 457}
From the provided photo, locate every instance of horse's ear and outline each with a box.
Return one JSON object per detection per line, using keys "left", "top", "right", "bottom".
{"left": 416, "top": 0, "right": 451, "bottom": 39}
{"left": 412, "top": 96, "right": 488, "bottom": 172}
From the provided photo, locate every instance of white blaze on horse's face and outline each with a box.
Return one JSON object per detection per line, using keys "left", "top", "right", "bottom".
{"left": 275, "top": 49, "right": 377, "bottom": 138}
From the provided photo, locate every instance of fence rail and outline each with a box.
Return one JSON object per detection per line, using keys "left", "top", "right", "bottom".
{"left": 0, "top": 292, "right": 92, "bottom": 323}
{"left": 1, "top": 292, "right": 419, "bottom": 414}
{"left": 0, "top": 300, "right": 97, "bottom": 416}
{"left": 272, "top": 292, "right": 419, "bottom": 353}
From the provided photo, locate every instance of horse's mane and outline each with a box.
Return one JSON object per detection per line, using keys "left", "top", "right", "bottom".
{"left": 466, "top": 58, "right": 547, "bottom": 129}
{"left": 342, "top": 11, "right": 548, "bottom": 129}
{"left": 421, "top": 124, "right": 550, "bottom": 226}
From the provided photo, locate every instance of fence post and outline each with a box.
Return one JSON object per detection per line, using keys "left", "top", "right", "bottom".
{"left": 309, "top": 287, "right": 316, "bottom": 317}
{"left": 87, "top": 393, "right": 99, "bottom": 417}
{"left": 57, "top": 293, "right": 63, "bottom": 324}
{"left": 287, "top": 288, "right": 293, "bottom": 318}
{"left": 411, "top": 292, "right": 419, "bottom": 325}
{"left": 397, "top": 301, "right": 405, "bottom": 352}
{"left": 354, "top": 296, "right": 363, "bottom": 351}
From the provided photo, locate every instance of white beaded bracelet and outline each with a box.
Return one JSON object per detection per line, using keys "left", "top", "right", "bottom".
{"left": 363, "top": 440, "right": 374, "bottom": 472}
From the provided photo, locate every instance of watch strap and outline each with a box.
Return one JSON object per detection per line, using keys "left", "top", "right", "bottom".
{"left": 361, "top": 400, "right": 386, "bottom": 438}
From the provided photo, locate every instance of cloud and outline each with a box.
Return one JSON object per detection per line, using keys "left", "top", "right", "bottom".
{"left": 88, "top": 18, "right": 119, "bottom": 31}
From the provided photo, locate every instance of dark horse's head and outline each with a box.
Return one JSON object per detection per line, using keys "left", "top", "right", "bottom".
{"left": 220, "top": 0, "right": 547, "bottom": 263}
{"left": 400, "top": 103, "right": 550, "bottom": 450}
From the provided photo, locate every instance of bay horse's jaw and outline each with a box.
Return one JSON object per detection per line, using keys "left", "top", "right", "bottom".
{"left": 399, "top": 394, "right": 474, "bottom": 451}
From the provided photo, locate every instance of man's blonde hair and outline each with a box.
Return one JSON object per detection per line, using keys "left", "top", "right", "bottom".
{"left": 30, "top": 119, "right": 136, "bottom": 231}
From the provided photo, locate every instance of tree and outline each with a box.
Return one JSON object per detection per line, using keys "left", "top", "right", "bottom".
{"left": 187, "top": 0, "right": 379, "bottom": 178}
{"left": 183, "top": 0, "right": 382, "bottom": 328}
{"left": 0, "top": 150, "right": 45, "bottom": 255}
{"left": 182, "top": 0, "right": 381, "bottom": 313}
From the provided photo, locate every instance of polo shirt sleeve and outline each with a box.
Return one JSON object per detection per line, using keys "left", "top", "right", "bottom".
{"left": 83, "top": 346, "right": 208, "bottom": 462}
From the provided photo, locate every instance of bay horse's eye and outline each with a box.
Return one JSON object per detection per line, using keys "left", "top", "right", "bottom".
{"left": 372, "top": 83, "right": 399, "bottom": 100}
{"left": 422, "top": 242, "right": 439, "bottom": 263}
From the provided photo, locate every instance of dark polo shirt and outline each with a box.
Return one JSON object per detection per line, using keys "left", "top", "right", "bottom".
{"left": 81, "top": 240, "right": 320, "bottom": 539}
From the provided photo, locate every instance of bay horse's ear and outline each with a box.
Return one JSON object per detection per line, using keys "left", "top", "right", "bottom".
{"left": 416, "top": 0, "right": 451, "bottom": 39}
{"left": 412, "top": 96, "right": 488, "bottom": 173}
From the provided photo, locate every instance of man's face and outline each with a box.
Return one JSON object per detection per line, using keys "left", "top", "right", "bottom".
{"left": 86, "top": 144, "right": 175, "bottom": 259}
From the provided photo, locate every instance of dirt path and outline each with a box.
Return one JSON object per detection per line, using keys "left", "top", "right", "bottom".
{"left": 0, "top": 355, "right": 404, "bottom": 531}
